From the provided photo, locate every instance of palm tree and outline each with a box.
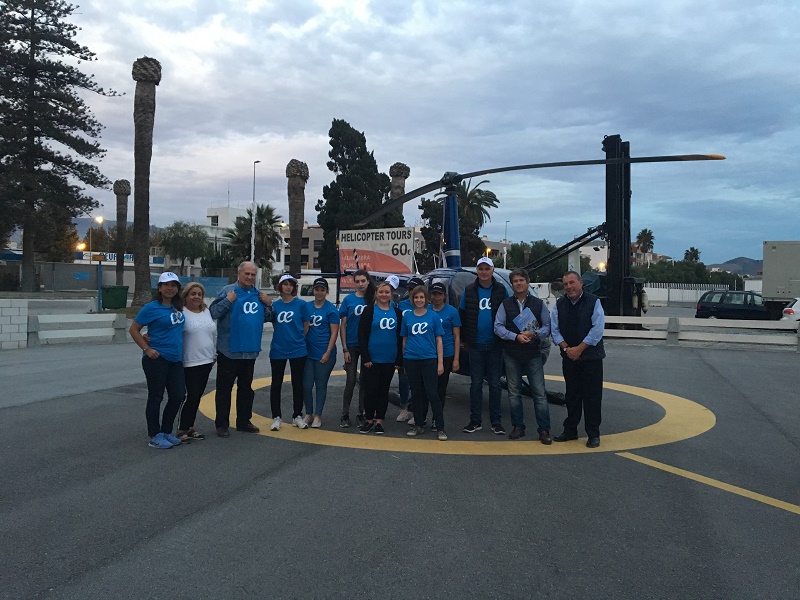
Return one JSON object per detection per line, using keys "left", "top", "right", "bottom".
{"left": 223, "top": 204, "right": 283, "bottom": 271}
{"left": 131, "top": 56, "right": 161, "bottom": 306}
{"left": 635, "top": 228, "right": 654, "bottom": 254}
{"left": 113, "top": 179, "right": 130, "bottom": 286}
{"left": 437, "top": 178, "right": 499, "bottom": 232}
{"left": 684, "top": 247, "right": 701, "bottom": 263}
{"left": 285, "top": 159, "right": 309, "bottom": 276}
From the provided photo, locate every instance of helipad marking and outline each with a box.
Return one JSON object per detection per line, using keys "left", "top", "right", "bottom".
{"left": 618, "top": 452, "right": 800, "bottom": 516}
{"left": 198, "top": 373, "right": 716, "bottom": 455}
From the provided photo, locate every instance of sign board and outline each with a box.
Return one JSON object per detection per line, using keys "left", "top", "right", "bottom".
{"left": 338, "top": 228, "right": 415, "bottom": 293}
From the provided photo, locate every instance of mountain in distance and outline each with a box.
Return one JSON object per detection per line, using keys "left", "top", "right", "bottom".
{"left": 708, "top": 256, "right": 762, "bottom": 276}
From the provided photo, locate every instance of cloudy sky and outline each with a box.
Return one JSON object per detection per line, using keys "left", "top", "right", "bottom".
{"left": 70, "top": 0, "right": 799, "bottom": 264}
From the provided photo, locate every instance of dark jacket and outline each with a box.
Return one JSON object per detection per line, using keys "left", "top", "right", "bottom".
{"left": 460, "top": 276, "right": 506, "bottom": 346}
{"left": 357, "top": 303, "right": 403, "bottom": 366}
{"left": 501, "top": 295, "right": 545, "bottom": 360}
{"left": 555, "top": 292, "right": 605, "bottom": 361}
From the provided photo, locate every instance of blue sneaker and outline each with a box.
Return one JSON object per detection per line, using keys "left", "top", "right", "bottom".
{"left": 148, "top": 435, "right": 173, "bottom": 449}
{"left": 161, "top": 432, "right": 182, "bottom": 447}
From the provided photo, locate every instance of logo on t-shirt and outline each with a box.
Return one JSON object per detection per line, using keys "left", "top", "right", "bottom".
{"left": 379, "top": 317, "right": 396, "bottom": 330}
{"left": 411, "top": 322, "right": 428, "bottom": 335}
{"left": 243, "top": 301, "right": 259, "bottom": 314}
{"left": 170, "top": 312, "right": 185, "bottom": 326}
{"left": 277, "top": 311, "right": 294, "bottom": 323}
{"left": 354, "top": 304, "right": 365, "bottom": 316}
{"left": 479, "top": 298, "right": 491, "bottom": 310}
{"left": 310, "top": 314, "right": 324, "bottom": 327}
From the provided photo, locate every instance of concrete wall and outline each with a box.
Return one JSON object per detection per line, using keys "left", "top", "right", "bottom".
{"left": 0, "top": 299, "right": 28, "bottom": 349}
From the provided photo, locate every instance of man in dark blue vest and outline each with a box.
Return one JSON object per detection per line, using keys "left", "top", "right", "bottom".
{"left": 210, "top": 261, "right": 273, "bottom": 437}
{"left": 494, "top": 268, "right": 552, "bottom": 443}
{"left": 459, "top": 257, "right": 509, "bottom": 434}
{"left": 550, "top": 270, "right": 605, "bottom": 448}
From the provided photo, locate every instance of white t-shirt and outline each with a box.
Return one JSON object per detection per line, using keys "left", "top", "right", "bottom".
{"left": 182, "top": 308, "right": 217, "bottom": 367}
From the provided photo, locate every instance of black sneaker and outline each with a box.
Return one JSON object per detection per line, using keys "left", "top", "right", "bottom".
{"left": 374, "top": 423, "right": 385, "bottom": 435}
{"left": 359, "top": 421, "right": 374, "bottom": 434}
{"left": 463, "top": 421, "right": 482, "bottom": 433}
{"left": 491, "top": 423, "right": 506, "bottom": 435}
{"left": 357, "top": 413, "right": 367, "bottom": 427}
{"left": 430, "top": 423, "right": 438, "bottom": 432}
{"left": 340, "top": 415, "right": 351, "bottom": 428}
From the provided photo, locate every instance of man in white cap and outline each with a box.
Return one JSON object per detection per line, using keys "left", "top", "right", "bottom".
{"left": 458, "top": 257, "right": 509, "bottom": 434}
{"left": 209, "top": 261, "right": 273, "bottom": 437}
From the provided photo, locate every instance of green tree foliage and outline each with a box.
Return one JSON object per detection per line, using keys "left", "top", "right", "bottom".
{"left": 684, "top": 247, "right": 701, "bottom": 262}
{"left": 503, "top": 240, "right": 590, "bottom": 282}
{"left": 635, "top": 228, "right": 654, "bottom": 253}
{"left": 415, "top": 195, "right": 490, "bottom": 269}
{"left": 160, "top": 221, "right": 209, "bottom": 275}
{"left": 81, "top": 225, "right": 113, "bottom": 253}
{"left": 436, "top": 179, "right": 499, "bottom": 232}
{"left": 315, "top": 118, "right": 403, "bottom": 272}
{"left": 223, "top": 204, "right": 282, "bottom": 271}
{"left": 631, "top": 259, "right": 742, "bottom": 288}
{"left": 36, "top": 207, "right": 79, "bottom": 262}
{"left": 0, "top": 0, "right": 117, "bottom": 290}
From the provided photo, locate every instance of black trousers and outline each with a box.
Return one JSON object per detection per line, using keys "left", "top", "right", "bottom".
{"left": 214, "top": 353, "right": 256, "bottom": 429}
{"left": 437, "top": 355, "right": 455, "bottom": 408}
{"left": 561, "top": 357, "right": 603, "bottom": 438}
{"left": 406, "top": 358, "right": 445, "bottom": 431}
{"left": 270, "top": 357, "right": 306, "bottom": 419}
{"left": 363, "top": 362, "right": 395, "bottom": 421}
{"left": 179, "top": 362, "right": 214, "bottom": 430}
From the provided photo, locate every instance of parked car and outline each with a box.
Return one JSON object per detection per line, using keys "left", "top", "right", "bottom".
{"left": 780, "top": 297, "right": 800, "bottom": 321}
{"left": 695, "top": 290, "right": 769, "bottom": 320}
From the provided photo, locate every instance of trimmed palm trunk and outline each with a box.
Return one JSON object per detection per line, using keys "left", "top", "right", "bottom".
{"left": 131, "top": 57, "right": 161, "bottom": 306}
{"left": 286, "top": 159, "right": 309, "bottom": 277}
{"left": 113, "top": 179, "right": 130, "bottom": 286}
{"left": 389, "top": 162, "right": 410, "bottom": 220}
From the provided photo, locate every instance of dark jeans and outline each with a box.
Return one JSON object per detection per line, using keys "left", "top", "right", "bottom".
{"left": 363, "top": 362, "right": 395, "bottom": 421}
{"left": 405, "top": 358, "right": 444, "bottom": 431}
{"left": 437, "top": 355, "right": 455, "bottom": 408}
{"left": 270, "top": 357, "right": 306, "bottom": 419}
{"left": 179, "top": 362, "right": 214, "bottom": 430}
{"left": 142, "top": 356, "right": 186, "bottom": 438}
{"left": 467, "top": 342, "right": 503, "bottom": 425}
{"left": 342, "top": 346, "right": 366, "bottom": 417}
{"left": 561, "top": 357, "right": 603, "bottom": 438}
{"left": 214, "top": 353, "right": 256, "bottom": 429}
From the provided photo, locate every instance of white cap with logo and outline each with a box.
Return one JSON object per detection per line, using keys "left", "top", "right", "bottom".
{"left": 386, "top": 275, "right": 400, "bottom": 289}
{"left": 476, "top": 257, "right": 494, "bottom": 267}
{"left": 158, "top": 272, "right": 180, "bottom": 284}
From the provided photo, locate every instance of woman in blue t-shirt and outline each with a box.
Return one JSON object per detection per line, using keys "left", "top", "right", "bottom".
{"left": 357, "top": 281, "right": 403, "bottom": 435}
{"left": 303, "top": 278, "right": 340, "bottom": 428}
{"left": 129, "top": 272, "right": 187, "bottom": 449}
{"left": 338, "top": 269, "right": 375, "bottom": 428}
{"left": 268, "top": 274, "right": 311, "bottom": 431}
{"left": 401, "top": 285, "right": 446, "bottom": 440}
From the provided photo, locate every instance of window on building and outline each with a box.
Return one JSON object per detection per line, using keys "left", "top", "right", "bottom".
{"left": 210, "top": 215, "right": 219, "bottom": 227}
{"left": 313, "top": 256, "right": 320, "bottom": 268}
{"left": 313, "top": 239, "right": 323, "bottom": 251}
{"left": 301, "top": 254, "right": 309, "bottom": 264}
{"left": 284, "top": 254, "right": 290, "bottom": 264}
{"left": 302, "top": 238, "right": 309, "bottom": 249}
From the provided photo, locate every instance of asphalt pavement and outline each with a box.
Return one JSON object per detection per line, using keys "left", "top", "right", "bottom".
{"left": 1, "top": 333, "right": 798, "bottom": 599}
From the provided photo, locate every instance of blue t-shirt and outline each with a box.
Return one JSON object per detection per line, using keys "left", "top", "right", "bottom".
{"left": 401, "top": 309, "right": 444, "bottom": 360}
{"left": 368, "top": 306, "right": 399, "bottom": 364}
{"left": 339, "top": 294, "right": 367, "bottom": 347}
{"left": 459, "top": 283, "right": 506, "bottom": 345}
{"left": 134, "top": 301, "right": 184, "bottom": 362}
{"left": 228, "top": 286, "right": 265, "bottom": 353}
{"left": 306, "top": 300, "right": 340, "bottom": 361}
{"left": 433, "top": 303, "right": 461, "bottom": 357}
{"left": 398, "top": 298, "right": 413, "bottom": 318}
{"left": 269, "top": 298, "right": 311, "bottom": 359}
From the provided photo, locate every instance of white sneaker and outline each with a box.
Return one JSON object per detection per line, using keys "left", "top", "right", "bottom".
{"left": 311, "top": 416, "right": 322, "bottom": 428}
{"left": 292, "top": 416, "right": 309, "bottom": 429}
{"left": 408, "top": 415, "right": 415, "bottom": 426}
{"left": 396, "top": 409, "right": 410, "bottom": 422}
{"left": 270, "top": 417, "right": 281, "bottom": 431}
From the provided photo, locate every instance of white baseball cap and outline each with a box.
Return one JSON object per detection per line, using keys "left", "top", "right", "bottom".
{"left": 386, "top": 275, "right": 400, "bottom": 289}
{"left": 158, "top": 272, "right": 180, "bottom": 284}
{"left": 476, "top": 257, "right": 494, "bottom": 267}
{"left": 278, "top": 274, "right": 296, "bottom": 284}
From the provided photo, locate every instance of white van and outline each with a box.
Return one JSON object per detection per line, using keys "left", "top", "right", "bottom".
{"left": 297, "top": 276, "right": 338, "bottom": 301}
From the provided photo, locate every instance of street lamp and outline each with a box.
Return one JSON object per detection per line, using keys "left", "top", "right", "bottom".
{"left": 503, "top": 220, "right": 510, "bottom": 269}
{"left": 251, "top": 160, "right": 261, "bottom": 263}
{"left": 88, "top": 216, "right": 104, "bottom": 264}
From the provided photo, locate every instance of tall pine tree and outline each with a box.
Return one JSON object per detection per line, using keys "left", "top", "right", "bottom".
{"left": 315, "top": 118, "right": 404, "bottom": 272}
{"left": 0, "top": 0, "right": 116, "bottom": 290}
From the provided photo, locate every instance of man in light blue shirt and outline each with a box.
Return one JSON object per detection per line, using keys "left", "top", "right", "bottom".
{"left": 550, "top": 271, "right": 605, "bottom": 448}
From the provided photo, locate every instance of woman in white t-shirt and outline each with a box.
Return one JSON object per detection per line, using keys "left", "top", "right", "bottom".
{"left": 177, "top": 282, "right": 217, "bottom": 441}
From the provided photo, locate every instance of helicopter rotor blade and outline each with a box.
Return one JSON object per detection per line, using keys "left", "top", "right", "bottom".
{"left": 353, "top": 153, "right": 725, "bottom": 227}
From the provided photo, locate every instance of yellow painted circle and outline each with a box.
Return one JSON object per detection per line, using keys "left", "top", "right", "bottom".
{"left": 198, "top": 372, "right": 715, "bottom": 455}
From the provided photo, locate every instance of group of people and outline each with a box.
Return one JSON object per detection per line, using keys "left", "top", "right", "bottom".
{"left": 130, "top": 257, "right": 605, "bottom": 449}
